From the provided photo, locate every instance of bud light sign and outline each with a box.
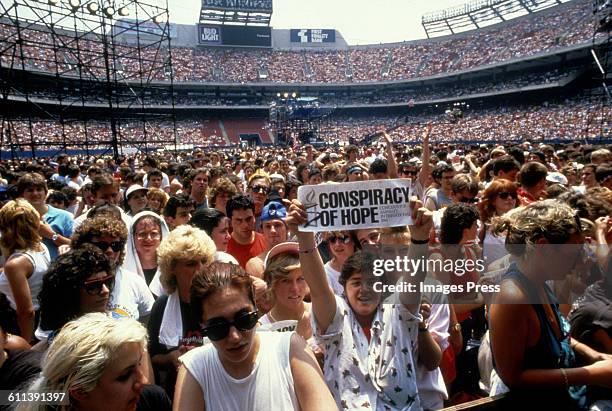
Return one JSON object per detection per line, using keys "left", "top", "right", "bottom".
{"left": 290, "top": 29, "right": 336, "bottom": 43}
{"left": 199, "top": 25, "right": 221, "bottom": 44}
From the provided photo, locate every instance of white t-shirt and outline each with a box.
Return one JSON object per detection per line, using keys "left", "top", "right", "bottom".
{"left": 324, "top": 261, "right": 344, "bottom": 296}
{"left": 180, "top": 331, "right": 300, "bottom": 411}
{"left": 0, "top": 246, "right": 50, "bottom": 311}
{"left": 107, "top": 267, "right": 155, "bottom": 320}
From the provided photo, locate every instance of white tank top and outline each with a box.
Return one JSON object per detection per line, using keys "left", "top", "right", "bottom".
{"left": 0, "top": 246, "right": 51, "bottom": 311}
{"left": 180, "top": 331, "right": 300, "bottom": 411}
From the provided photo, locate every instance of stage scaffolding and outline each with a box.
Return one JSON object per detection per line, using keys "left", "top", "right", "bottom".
{"left": 0, "top": 0, "right": 177, "bottom": 159}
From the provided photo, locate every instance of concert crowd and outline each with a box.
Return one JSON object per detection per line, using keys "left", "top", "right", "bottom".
{"left": 0, "top": 129, "right": 611, "bottom": 410}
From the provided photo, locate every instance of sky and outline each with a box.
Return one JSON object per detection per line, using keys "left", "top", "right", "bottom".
{"left": 165, "top": 0, "right": 470, "bottom": 44}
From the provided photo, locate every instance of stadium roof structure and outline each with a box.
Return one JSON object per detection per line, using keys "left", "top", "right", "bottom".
{"left": 199, "top": 0, "right": 272, "bottom": 26}
{"left": 422, "top": 0, "right": 571, "bottom": 38}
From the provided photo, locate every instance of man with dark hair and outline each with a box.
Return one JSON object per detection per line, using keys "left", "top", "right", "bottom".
{"left": 146, "top": 169, "right": 164, "bottom": 191}
{"left": 74, "top": 174, "right": 130, "bottom": 229}
{"left": 368, "top": 158, "right": 389, "bottom": 180}
{"left": 345, "top": 145, "right": 359, "bottom": 163}
{"left": 425, "top": 163, "right": 455, "bottom": 211}
{"left": 517, "top": 161, "right": 548, "bottom": 205}
{"left": 491, "top": 155, "right": 520, "bottom": 182}
{"left": 188, "top": 168, "right": 209, "bottom": 209}
{"left": 163, "top": 194, "right": 195, "bottom": 230}
{"left": 225, "top": 195, "right": 267, "bottom": 268}
{"left": 142, "top": 156, "right": 170, "bottom": 192}
{"left": 595, "top": 164, "right": 612, "bottom": 190}
{"left": 581, "top": 164, "right": 599, "bottom": 191}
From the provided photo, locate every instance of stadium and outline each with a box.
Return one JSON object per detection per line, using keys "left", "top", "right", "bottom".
{"left": 0, "top": 0, "right": 610, "bottom": 158}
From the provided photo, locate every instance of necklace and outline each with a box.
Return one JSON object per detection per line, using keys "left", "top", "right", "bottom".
{"left": 268, "top": 304, "right": 304, "bottom": 323}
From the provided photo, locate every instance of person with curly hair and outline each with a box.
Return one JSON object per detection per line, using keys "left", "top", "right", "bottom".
{"left": 0, "top": 199, "right": 51, "bottom": 342}
{"left": 36, "top": 244, "right": 112, "bottom": 346}
{"left": 207, "top": 177, "right": 237, "bottom": 216}
{"left": 489, "top": 200, "right": 612, "bottom": 409}
{"left": 71, "top": 216, "right": 154, "bottom": 322}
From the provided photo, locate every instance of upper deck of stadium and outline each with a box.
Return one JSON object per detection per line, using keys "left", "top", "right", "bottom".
{"left": 0, "top": 0, "right": 604, "bottom": 85}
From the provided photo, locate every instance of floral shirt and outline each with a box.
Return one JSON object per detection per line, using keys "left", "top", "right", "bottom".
{"left": 313, "top": 295, "right": 422, "bottom": 411}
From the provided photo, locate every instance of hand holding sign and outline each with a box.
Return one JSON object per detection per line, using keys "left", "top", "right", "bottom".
{"left": 284, "top": 199, "right": 308, "bottom": 235}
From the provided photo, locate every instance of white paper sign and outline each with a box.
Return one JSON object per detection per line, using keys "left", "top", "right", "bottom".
{"left": 297, "top": 179, "right": 413, "bottom": 232}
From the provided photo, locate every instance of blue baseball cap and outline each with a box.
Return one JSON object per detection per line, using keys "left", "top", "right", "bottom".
{"left": 260, "top": 201, "right": 287, "bottom": 222}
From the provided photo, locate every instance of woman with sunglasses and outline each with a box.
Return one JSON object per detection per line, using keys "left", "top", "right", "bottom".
{"left": 478, "top": 179, "right": 519, "bottom": 268}
{"left": 123, "top": 211, "right": 169, "bottom": 295}
{"left": 36, "top": 245, "right": 114, "bottom": 351}
{"left": 71, "top": 216, "right": 154, "bottom": 323}
{"left": 285, "top": 198, "right": 433, "bottom": 410}
{"left": 489, "top": 200, "right": 612, "bottom": 409}
{"left": 324, "top": 231, "right": 359, "bottom": 296}
{"left": 147, "top": 225, "right": 216, "bottom": 397}
{"left": 0, "top": 199, "right": 51, "bottom": 342}
{"left": 174, "top": 262, "right": 336, "bottom": 410}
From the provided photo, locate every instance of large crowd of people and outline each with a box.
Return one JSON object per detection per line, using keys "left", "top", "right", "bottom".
{"left": 0, "top": 0, "right": 602, "bottom": 84}
{"left": 0, "top": 132, "right": 610, "bottom": 410}
{"left": 2, "top": 95, "right": 609, "bottom": 152}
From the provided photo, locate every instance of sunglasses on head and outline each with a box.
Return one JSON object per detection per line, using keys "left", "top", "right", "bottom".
{"left": 497, "top": 192, "right": 518, "bottom": 200}
{"left": 201, "top": 310, "right": 259, "bottom": 341}
{"left": 83, "top": 274, "right": 115, "bottom": 295}
{"left": 329, "top": 234, "right": 351, "bottom": 244}
{"left": 251, "top": 185, "right": 269, "bottom": 194}
{"left": 90, "top": 241, "right": 125, "bottom": 253}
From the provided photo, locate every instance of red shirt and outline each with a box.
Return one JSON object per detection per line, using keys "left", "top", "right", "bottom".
{"left": 226, "top": 232, "right": 268, "bottom": 268}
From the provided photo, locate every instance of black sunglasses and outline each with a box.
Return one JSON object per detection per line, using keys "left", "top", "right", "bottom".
{"left": 329, "top": 234, "right": 351, "bottom": 244}
{"left": 497, "top": 192, "right": 518, "bottom": 200}
{"left": 459, "top": 197, "right": 479, "bottom": 204}
{"left": 201, "top": 310, "right": 259, "bottom": 341}
{"left": 401, "top": 170, "right": 418, "bottom": 176}
{"left": 90, "top": 241, "right": 125, "bottom": 253}
{"left": 250, "top": 185, "right": 269, "bottom": 194}
{"left": 83, "top": 274, "right": 115, "bottom": 295}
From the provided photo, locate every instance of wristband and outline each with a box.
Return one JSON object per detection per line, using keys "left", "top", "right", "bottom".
{"left": 299, "top": 246, "right": 317, "bottom": 254}
{"left": 411, "top": 238, "right": 429, "bottom": 244}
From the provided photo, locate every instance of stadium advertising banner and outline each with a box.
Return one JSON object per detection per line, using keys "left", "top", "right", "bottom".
{"left": 202, "top": 0, "right": 272, "bottom": 12}
{"left": 199, "top": 25, "right": 222, "bottom": 45}
{"left": 199, "top": 25, "right": 271, "bottom": 47}
{"left": 290, "top": 29, "right": 336, "bottom": 43}
{"left": 115, "top": 19, "right": 177, "bottom": 38}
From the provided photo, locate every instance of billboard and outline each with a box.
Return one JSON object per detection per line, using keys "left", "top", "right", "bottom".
{"left": 290, "top": 29, "right": 336, "bottom": 44}
{"left": 115, "top": 19, "right": 177, "bottom": 38}
{"left": 198, "top": 25, "right": 271, "bottom": 47}
{"left": 202, "top": 0, "right": 272, "bottom": 12}
{"left": 199, "top": 25, "right": 222, "bottom": 45}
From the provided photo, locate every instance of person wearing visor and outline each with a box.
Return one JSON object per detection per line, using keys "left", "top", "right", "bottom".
{"left": 174, "top": 262, "right": 336, "bottom": 411}
{"left": 345, "top": 164, "right": 368, "bottom": 182}
{"left": 124, "top": 185, "right": 149, "bottom": 217}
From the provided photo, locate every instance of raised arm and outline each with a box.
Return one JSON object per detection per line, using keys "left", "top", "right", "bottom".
{"left": 285, "top": 199, "right": 337, "bottom": 333}
{"left": 418, "top": 122, "right": 432, "bottom": 187}
{"left": 383, "top": 132, "right": 398, "bottom": 179}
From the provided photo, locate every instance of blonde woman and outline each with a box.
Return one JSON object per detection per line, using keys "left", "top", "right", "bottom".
{"left": 18, "top": 312, "right": 170, "bottom": 411}
{"left": 147, "top": 225, "right": 215, "bottom": 395}
{"left": 259, "top": 242, "right": 313, "bottom": 340}
{"left": 0, "top": 200, "right": 50, "bottom": 342}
